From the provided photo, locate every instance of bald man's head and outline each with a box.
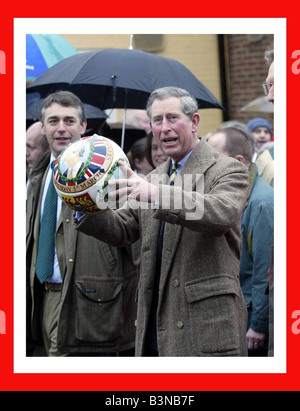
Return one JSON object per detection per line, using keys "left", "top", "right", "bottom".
{"left": 26, "top": 121, "right": 50, "bottom": 170}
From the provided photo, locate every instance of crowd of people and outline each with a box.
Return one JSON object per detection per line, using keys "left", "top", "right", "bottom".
{"left": 26, "top": 49, "right": 274, "bottom": 358}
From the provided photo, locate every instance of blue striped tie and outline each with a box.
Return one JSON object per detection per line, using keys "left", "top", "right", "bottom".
{"left": 36, "top": 161, "right": 57, "bottom": 284}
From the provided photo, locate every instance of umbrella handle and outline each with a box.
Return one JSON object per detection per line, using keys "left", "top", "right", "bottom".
{"left": 129, "top": 35, "right": 134, "bottom": 50}
{"left": 121, "top": 89, "right": 128, "bottom": 151}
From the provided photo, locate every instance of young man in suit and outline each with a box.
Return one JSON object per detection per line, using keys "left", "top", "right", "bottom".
{"left": 26, "top": 91, "right": 138, "bottom": 356}
{"left": 76, "top": 87, "right": 249, "bottom": 357}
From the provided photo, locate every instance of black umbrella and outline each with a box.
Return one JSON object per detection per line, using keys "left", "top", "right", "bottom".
{"left": 26, "top": 91, "right": 108, "bottom": 121}
{"left": 27, "top": 48, "right": 223, "bottom": 147}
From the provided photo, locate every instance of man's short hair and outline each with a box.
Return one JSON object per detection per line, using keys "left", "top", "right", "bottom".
{"left": 217, "top": 126, "right": 254, "bottom": 166}
{"left": 146, "top": 86, "right": 198, "bottom": 120}
{"left": 40, "top": 90, "right": 86, "bottom": 124}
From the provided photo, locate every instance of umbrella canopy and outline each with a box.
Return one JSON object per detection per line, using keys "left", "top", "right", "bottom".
{"left": 240, "top": 96, "right": 274, "bottom": 114}
{"left": 26, "top": 34, "right": 78, "bottom": 85}
{"left": 26, "top": 92, "right": 108, "bottom": 122}
{"left": 27, "top": 48, "right": 223, "bottom": 111}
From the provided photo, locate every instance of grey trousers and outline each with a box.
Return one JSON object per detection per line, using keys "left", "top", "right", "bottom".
{"left": 40, "top": 289, "right": 67, "bottom": 357}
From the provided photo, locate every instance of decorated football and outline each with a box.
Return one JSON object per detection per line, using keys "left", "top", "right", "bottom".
{"left": 53, "top": 134, "right": 130, "bottom": 213}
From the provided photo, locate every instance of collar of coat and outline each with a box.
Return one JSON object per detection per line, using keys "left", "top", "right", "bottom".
{"left": 245, "top": 162, "right": 257, "bottom": 208}
{"left": 153, "top": 137, "right": 217, "bottom": 178}
{"left": 30, "top": 151, "right": 51, "bottom": 178}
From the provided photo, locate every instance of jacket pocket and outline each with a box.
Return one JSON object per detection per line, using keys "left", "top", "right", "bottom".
{"left": 75, "top": 278, "right": 123, "bottom": 343}
{"left": 185, "top": 274, "right": 241, "bottom": 356}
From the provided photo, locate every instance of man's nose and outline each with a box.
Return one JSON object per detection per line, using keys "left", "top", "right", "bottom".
{"left": 157, "top": 147, "right": 164, "bottom": 156}
{"left": 268, "top": 90, "right": 274, "bottom": 103}
{"left": 57, "top": 120, "right": 67, "bottom": 132}
{"left": 161, "top": 117, "right": 171, "bottom": 132}
{"left": 267, "top": 85, "right": 274, "bottom": 103}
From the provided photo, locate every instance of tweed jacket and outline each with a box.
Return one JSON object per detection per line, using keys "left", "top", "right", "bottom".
{"left": 26, "top": 152, "right": 138, "bottom": 354}
{"left": 76, "top": 138, "right": 249, "bottom": 356}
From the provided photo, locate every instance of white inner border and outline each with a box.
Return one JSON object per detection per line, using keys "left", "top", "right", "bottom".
{"left": 14, "top": 18, "right": 286, "bottom": 374}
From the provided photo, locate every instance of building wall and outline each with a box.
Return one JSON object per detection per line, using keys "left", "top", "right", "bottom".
{"left": 226, "top": 34, "right": 274, "bottom": 130}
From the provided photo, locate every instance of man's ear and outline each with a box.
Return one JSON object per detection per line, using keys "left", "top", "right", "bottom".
{"left": 235, "top": 154, "right": 246, "bottom": 164}
{"left": 191, "top": 113, "right": 200, "bottom": 132}
{"left": 80, "top": 121, "right": 87, "bottom": 135}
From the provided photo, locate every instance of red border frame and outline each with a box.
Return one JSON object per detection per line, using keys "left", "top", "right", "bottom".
{"left": 1, "top": 7, "right": 298, "bottom": 391}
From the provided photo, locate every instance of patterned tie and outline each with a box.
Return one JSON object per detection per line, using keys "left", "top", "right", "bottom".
{"left": 157, "top": 162, "right": 179, "bottom": 261}
{"left": 168, "top": 162, "right": 178, "bottom": 186}
{"left": 35, "top": 161, "right": 58, "bottom": 284}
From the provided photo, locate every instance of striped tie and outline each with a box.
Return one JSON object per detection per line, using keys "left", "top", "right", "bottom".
{"left": 169, "top": 162, "right": 178, "bottom": 185}
{"left": 157, "top": 161, "right": 179, "bottom": 258}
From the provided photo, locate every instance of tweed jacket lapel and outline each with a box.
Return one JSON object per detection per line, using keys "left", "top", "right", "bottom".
{"left": 141, "top": 139, "right": 217, "bottom": 289}
{"left": 139, "top": 159, "right": 171, "bottom": 292}
{"left": 184, "top": 138, "right": 217, "bottom": 177}
{"left": 159, "top": 139, "right": 216, "bottom": 279}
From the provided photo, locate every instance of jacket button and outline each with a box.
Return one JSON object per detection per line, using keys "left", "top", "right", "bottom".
{"left": 65, "top": 219, "right": 70, "bottom": 223}
{"left": 177, "top": 321, "right": 184, "bottom": 329}
{"left": 69, "top": 259, "right": 74, "bottom": 263}
{"left": 173, "top": 279, "right": 180, "bottom": 287}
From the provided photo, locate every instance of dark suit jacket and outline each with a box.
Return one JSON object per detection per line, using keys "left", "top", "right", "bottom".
{"left": 76, "top": 139, "right": 249, "bottom": 356}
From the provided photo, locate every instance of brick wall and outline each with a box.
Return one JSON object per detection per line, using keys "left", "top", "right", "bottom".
{"left": 226, "top": 34, "right": 274, "bottom": 130}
